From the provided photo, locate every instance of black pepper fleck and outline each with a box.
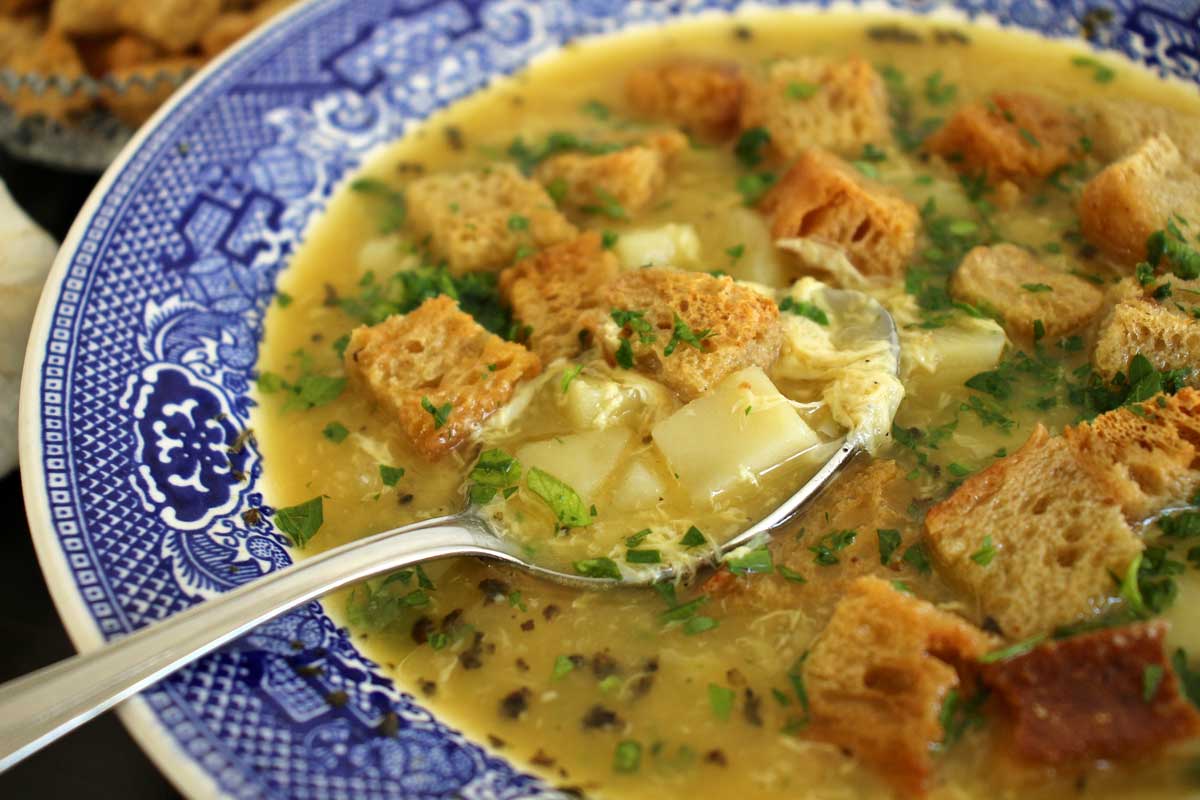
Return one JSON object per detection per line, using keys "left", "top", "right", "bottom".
{"left": 459, "top": 631, "right": 485, "bottom": 669}
{"left": 411, "top": 616, "right": 434, "bottom": 645}
{"left": 581, "top": 705, "right": 621, "bottom": 730}
{"left": 591, "top": 652, "right": 620, "bottom": 679}
{"left": 322, "top": 283, "right": 340, "bottom": 307}
{"left": 241, "top": 508, "right": 261, "bottom": 526}
{"left": 499, "top": 688, "right": 531, "bottom": 719}
{"left": 531, "top": 749, "right": 556, "bottom": 767}
{"left": 419, "top": 679, "right": 437, "bottom": 697}
{"left": 376, "top": 712, "right": 399, "bottom": 737}
{"left": 520, "top": 619, "right": 535, "bottom": 632}
{"left": 487, "top": 734, "right": 506, "bottom": 749}
{"left": 479, "top": 578, "right": 511, "bottom": 604}
{"left": 743, "top": 689, "right": 763, "bottom": 727}
{"left": 515, "top": 658, "right": 530, "bottom": 672}
{"left": 542, "top": 604, "right": 561, "bottom": 622}
{"left": 444, "top": 126, "right": 465, "bottom": 151}
{"left": 732, "top": 25, "right": 753, "bottom": 40}
{"left": 704, "top": 749, "right": 728, "bottom": 766}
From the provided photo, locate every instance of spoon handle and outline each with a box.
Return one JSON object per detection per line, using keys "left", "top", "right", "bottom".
{"left": 0, "top": 516, "right": 500, "bottom": 773}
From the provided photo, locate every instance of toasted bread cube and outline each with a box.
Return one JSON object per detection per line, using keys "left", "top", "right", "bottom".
{"left": 739, "top": 57, "right": 889, "bottom": 159}
{"left": 651, "top": 366, "right": 820, "bottom": 504}
{"left": 805, "top": 577, "right": 994, "bottom": 797}
{"left": 925, "top": 424, "right": 1142, "bottom": 639}
{"left": 344, "top": 296, "right": 541, "bottom": 459}
{"left": 588, "top": 267, "right": 783, "bottom": 401}
{"left": 925, "top": 92, "right": 1082, "bottom": 184}
{"left": 117, "top": 0, "right": 222, "bottom": 53}
{"left": 1065, "top": 388, "right": 1200, "bottom": 521}
{"left": 625, "top": 60, "right": 743, "bottom": 141}
{"left": 950, "top": 243, "right": 1104, "bottom": 339}
{"left": 1079, "top": 134, "right": 1200, "bottom": 266}
{"left": 982, "top": 622, "right": 1200, "bottom": 764}
{"left": 407, "top": 164, "right": 577, "bottom": 275}
{"left": 534, "top": 130, "right": 687, "bottom": 217}
{"left": 1083, "top": 98, "right": 1200, "bottom": 169}
{"left": 760, "top": 149, "right": 919, "bottom": 279}
{"left": 1092, "top": 278, "right": 1200, "bottom": 385}
{"left": 498, "top": 232, "right": 619, "bottom": 363}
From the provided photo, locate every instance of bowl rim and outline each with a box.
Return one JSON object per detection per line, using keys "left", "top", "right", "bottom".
{"left": 17, "top": 1, "right": 335, "bottom": 796}
{"left": 15, "top": 0, "right": 1196, "bottom": 797}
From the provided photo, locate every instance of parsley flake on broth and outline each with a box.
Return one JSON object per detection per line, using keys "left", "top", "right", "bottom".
{"left": 254, "top": 9, "right": 1200, "bottom": 800}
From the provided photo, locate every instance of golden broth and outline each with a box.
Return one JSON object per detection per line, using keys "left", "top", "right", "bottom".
{"left": 254, "top": 10, "right": 1200, "bottom": 799}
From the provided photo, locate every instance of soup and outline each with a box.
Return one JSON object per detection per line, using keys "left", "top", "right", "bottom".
{"left": 254, "top": 10, "right": 1200, "bottom": 799}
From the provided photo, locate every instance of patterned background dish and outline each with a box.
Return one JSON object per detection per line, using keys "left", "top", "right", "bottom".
{"left": 17, "top": 0, "right": 1200, "bottom": 797}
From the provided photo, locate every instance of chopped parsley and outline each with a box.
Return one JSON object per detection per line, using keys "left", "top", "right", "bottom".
{"left": 727, "top": 547, "right": 773, "bottom": 575}
{"left": 1070, "top": 55, "right": 1116, "bottom": 83}
{"left": 779, "top": 297, "right": 829, "bottom": 325}
{"left": 979, "top": 634, "right": 1047, "bottom": 664}
{"left": 601, "top": 230, "right": 619, "bottom": 249}
{"left": 923, "top": 70, "right": 957, "bottom": 105}
{"left": 626, "top": 549, "right": 662, "bottom": 564}
{"left": 725, "top": 243, "right": 745, "bottom": 262}
{"left": 970, "top": 536, "right": 997, "bottom": 566}
{"left": 937, "top": 688, "right": 989, "bottom": 749}
{"left": 736, "top": 171, "right": 777, "bottom": 205}
{"left": 613, "top": 740, "right": 642, "bottom": 773}
{"left": 274, "top": 496, "right": 324, "bottom": 549}
{"left": 560, "top": 364, "right": 583, "bottom": 394}
{"left": 777, "top": 564, "right": 807, "bottom": 584}
{"left": 349, "top": 177, "right": 407, "bottom": 232}
{"left": 625, "top": 528, "right": 652, "bottom": 547}
{"left": 681, "top": 526, "right": 707, "bottom": 548}
{"left": 379, "top": 464, "right": 405, "bottom": 487}
{"left": 661, "top": 595, "right": 708, "bottom": 623}
{"left": 1146, "top": 225, "right": 1200, "bottom": 280}
{"left": 708, "top": 684, "right": 736, "bottom": 720}
{"left": 340, "top": 265, "right": 512, "bottom": 337}
{"left": 1143, "top": 664, "right": 1165, "bottom": 702}
{"left": 275, "top": 291, "right": 293, "bottom": 308}
{"left": 574, "top": 557, "right": 621, "bottom": 580}
{"left": 507, "top": 214, "right": 529, "bottom": 231}
{"left": 585, "top": 187, "right": 628, "bottom": 220}
{"left": 581, "top": 99, "right": 610, "bottom": 120}
{"left": 552, "top": 654, "right": 576, "bottom": 680}
{"left": 787, "top": 81, "right": 819, "bottom": 99}
{"left": 467, "top": 449, "right": 522, "bottom": 504}
{"left": 664, "top": 314, "right": 712, "bottom": 356}
{"left": 421, "top": 396, "right": 452, "bottom": 429}
{"left": 734, "top": 127, "right": 771, "bottom": 167}
{"left": 684, "top": 616, "right": 719, "bottom": 635}
{"left": 809, "top": 530, "right": 857, "bottom": 565}
{"left": 527, "top": 467, "right": 593, "bottom": 527}
{"left": 1021, "top": 283, "right": 1053, "bottom": 293}
{"left": 322, "top": 421, "right": 349, "bottom": 443}
{"left": 506, "top": 131, "right": 622, "bottom": 174}
{"left": 877, "top": 528, "right": 902, "bottom": 565}
{"left": 901, "top": 543, "right": 933, "bottom": 575}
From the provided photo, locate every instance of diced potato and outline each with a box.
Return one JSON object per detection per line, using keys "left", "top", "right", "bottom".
{"left": 558, "top": 370, "right": 677, "bottom": 431}
{"left": 902, "top": 318, "right": 1006, "bottom": 393}
{"left": 515, "top": 427, "right": 634, "bottom": 502}
{"left": 609, "top": 454, "right": 669, "bottom": 512}
{"left": 357, "top": 234, "right": 417, "bottom": 276}
{"left": 652, "top": 366, "right": 821, "bottom": 503}
{"left": 724, "top": 207, "right": 788, "bottom": 287}
{"left": 614, "top": 224, "right": 701, "bottom": 269}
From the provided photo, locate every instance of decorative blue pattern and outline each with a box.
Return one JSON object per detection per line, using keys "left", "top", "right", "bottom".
{"left": 22, "top": 0, "right": 1200, "bottom": 796}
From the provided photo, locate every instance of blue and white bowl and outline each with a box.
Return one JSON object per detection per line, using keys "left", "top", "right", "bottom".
{"left": 18, "top": 1, "right": 1200, "bottom": 796}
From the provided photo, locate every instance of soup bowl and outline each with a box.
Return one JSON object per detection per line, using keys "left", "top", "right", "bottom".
{"left": 18, "top": 0, "right": 1200, "bottom": 797}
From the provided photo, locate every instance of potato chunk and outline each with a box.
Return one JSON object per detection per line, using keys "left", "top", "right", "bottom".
{"left": 651, "top": 366, "right": 820, "bottom": 503}
{"left": 514, "top": 427, "right": 633, "bottom": 503}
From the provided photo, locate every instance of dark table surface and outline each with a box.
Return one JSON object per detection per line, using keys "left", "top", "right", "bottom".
{"left": 0, "top": 151, "right": 179, "bottom": 798}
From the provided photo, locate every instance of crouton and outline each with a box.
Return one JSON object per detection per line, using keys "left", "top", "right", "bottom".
{"left": 925, "top": 92, "right": 1082, "bottom": 184}
{"left": 534, "top": 130, "right": 687, "bottom": 217}
{"left": 950, "top": 244, "right": 1104, "bottom": 339}
{"left": 705, "top": 459, "right": 935, "bottom": 626}
{"left": 587, "top": 267, "right": 782, "bottom": 401}
{"left": 981, "top": 622, "right": 1200, "bottom": 763}
{"left": 116, "top": 0, "right": 222, "bottom": 53}
{"left": 924, "top": 424, "right": 1142, "bottom": 639}
{"left": 625, "top": 60, "right": 743, "bottom": 141}
{"left": 1083, "top": 98, "right": 1200, "bottom": 169}
{"left": 759, "top": 149, "right": 919, "bottom": 279}
{"left": 739, "top": 56, "right": 889, "bottom": 159}
{"left": 1065, "top": 387, "right": 1200, "bottom": 521}
{"left": 804, "top": 576, "right": 994, "bottom": 796}
{"left": 343, "top": 296, "right": 541, "bottom": 459}
{"left": 407, "top": 164, "right": 577, "bottom": 275}
{"left": 1092, "top": 277, "right": 1200, "bottom": 383}
{"left": 1079, "top": 133, "right": 1200, "bottom": 266}
{"left": 498, "top": 232, "right": 620, "bottom": 363}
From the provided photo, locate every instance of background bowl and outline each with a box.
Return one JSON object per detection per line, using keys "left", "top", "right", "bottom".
{"left": 18, "top": 0, "right": 1200, "bottom": 797}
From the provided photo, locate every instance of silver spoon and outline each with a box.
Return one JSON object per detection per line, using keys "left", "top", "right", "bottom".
{"left": 0, "top": 285, "right": 897, "bottom": 773}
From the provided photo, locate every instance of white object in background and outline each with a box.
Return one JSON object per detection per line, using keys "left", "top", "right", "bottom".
{"left": 0, "top": 180, "right": 58, "bottom": 476}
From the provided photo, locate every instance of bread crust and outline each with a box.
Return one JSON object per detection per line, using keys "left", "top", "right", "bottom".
{"left": 625, "top": 60, "right": 743, "bottom": 141}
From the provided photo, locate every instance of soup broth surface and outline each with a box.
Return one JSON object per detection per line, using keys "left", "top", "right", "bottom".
{"left": 255, "top": 11, "right": 1200, "bottom": 799}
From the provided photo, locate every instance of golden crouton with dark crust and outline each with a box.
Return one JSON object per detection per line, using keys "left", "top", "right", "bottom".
{"left": 981, "top": 622, "right": 1200, "bottom": 764}
{"left": 759, "top": 149, "right": 919, "bottom": 279}
{"left": 924, "top": 424, "right": 1142, "bottom": 640}
{"left": 534, "top": 130, "right": 687, "bottom": 217}
{"left": 739, "top": 56, "right": 890, "bottom": 159}
{"left": 625, "top": 60, "right": 744, "bottom": 141}
{"left": 1065, "top": 387, "right": 1200, "bottom": 521}
{"left": 804, "top": 576, "right": 994, "bottom": 797}
{"left": 498, "top": 232, "right": 620, "bottom": 363}
{"left": 406, "top": 164, "right": 577, "bottom": 275}
{"left": 950, "top": 243, "right": 1104, "bottom": 339}
{"left": 588, "top": 267, "right": 782, "bottom": 401}
{"left": 925, "top": 92, "right": 1082, "bottom": 184}
{"left": 1079, "top": 133, "right": 1200, "bottom": 266}
{"left": 344, "top": 296, "right": 541, "bottom": 460}
{"left": 1092, "top": 277, "right": 1200, "bottom": 385}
